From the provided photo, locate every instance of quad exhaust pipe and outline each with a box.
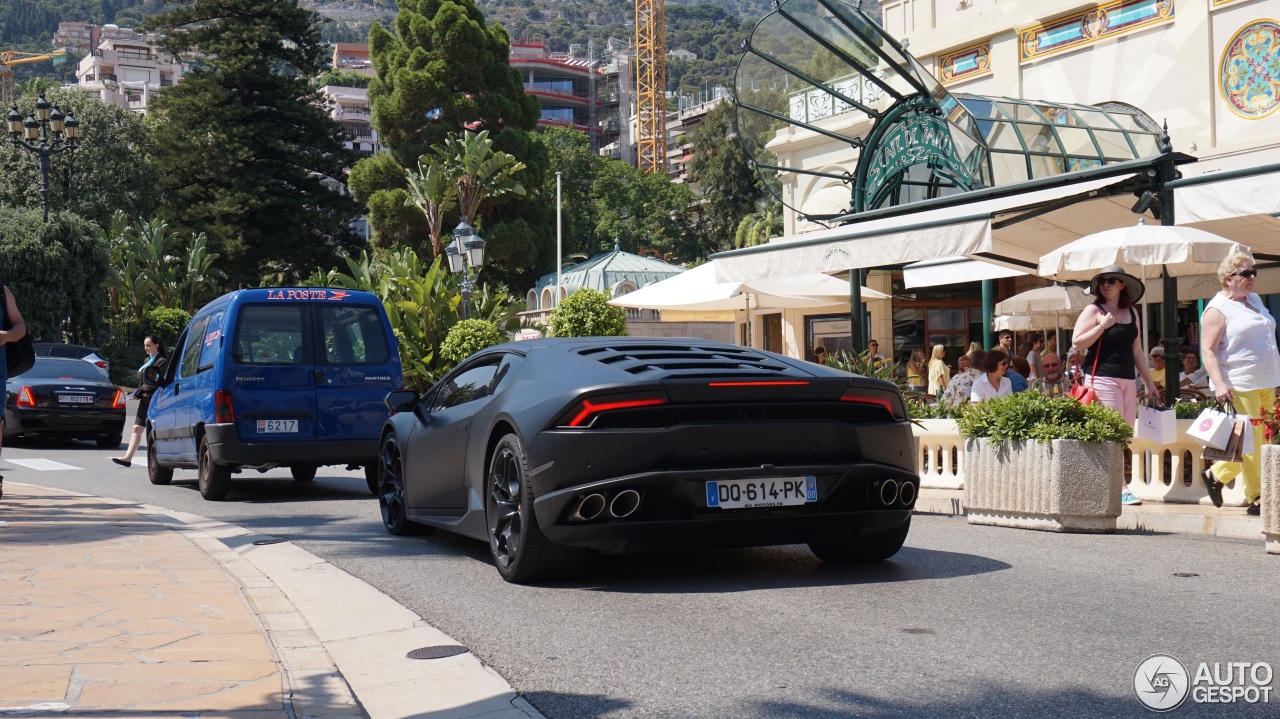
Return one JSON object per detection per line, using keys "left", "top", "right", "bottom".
{"left": 573, "top": 493, "right": 607, "bottom": 522}
{"left": 569, "top": 489, "right": 643, "bottom": 522}
{"left": 609, "top": 489, "right": 641, "bottom": 518}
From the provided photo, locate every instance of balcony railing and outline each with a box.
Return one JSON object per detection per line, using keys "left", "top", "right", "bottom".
{"left": 95, "top": 73, "right": 118, "bottom": 82}
{"left": 524, "top": 83, "right": 591, "bottom": 100}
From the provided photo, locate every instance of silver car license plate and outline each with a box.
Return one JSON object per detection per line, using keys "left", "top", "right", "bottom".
{"left": 256, "top": 419, "right": 299, "bottom": 433}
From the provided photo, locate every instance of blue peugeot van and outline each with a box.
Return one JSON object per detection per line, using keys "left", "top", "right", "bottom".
{"left": 146, "top": 288, "right": 403, "bottom": 500}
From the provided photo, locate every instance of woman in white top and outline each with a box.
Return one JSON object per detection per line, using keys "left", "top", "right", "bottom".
{"left": 1179, "top": 352, "right": 1208, "bottom": 390}
{"left": 927, "top": 344, "right": 949, "bottom": 396}
{"left": 1199, "top": 251, "right": 1279, "bottom": 516}
{"left": 970, "top": 348, "right": 1012, "bottom": 404}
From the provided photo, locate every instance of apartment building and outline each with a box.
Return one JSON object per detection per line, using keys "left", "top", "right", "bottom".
{"left": 53, "top": 22, "right": 158, "bottom": 53}
{"left": 332, "top": 43, "right": 375, "bottom": 78}
{"left": 74, "top": 37, "right": 183, "bottom": 114}
{"left": 320, "top": 85, "right": 381, "bottom": 159}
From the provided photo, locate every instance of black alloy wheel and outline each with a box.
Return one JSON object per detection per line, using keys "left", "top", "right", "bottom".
{"left": 197, "top": 436, "right": 232, "bottom": 501}
{"left": 147, "top": 428, "right": 172, "bottom": 485}
{"left": 377, "top": 435, "right": 426, "bottom": 535}
{"left": 485, "top": 434, "right": 581, "bottom": 583}
{"left": 290, "top": 464, "right": 317, "bottom": 482}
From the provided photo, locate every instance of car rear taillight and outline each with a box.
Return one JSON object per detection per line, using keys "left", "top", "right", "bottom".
{"left": 839, "top": 387, "right": 904, "bottom": 420}
{"left": 111, "top": 389, "right": 126, "bottom": 409}
{"left": 16, "top": 387, "right": 35, "bottom": 407}
{"left": 214, "top": 390, "right": 235, "bottom": 423}
{"left": 706, "top": 381, "right": 810, "bottom": 387}
{"left": 95, "top": 361, "right": 108, "bottom": 369}
{"left": 558, "top": 393, "right": 668, "bottom": 428}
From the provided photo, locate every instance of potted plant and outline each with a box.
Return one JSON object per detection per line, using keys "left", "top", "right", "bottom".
{"left": 957, "top": 391, "right": 1133, "bottom": 532}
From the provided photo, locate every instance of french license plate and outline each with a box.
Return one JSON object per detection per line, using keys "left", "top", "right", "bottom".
{"left": 57, "top": 394, "right": 94, "bottom": 404}
{"left": 256, "top": 419, "right": 299, "bottom": 433}
{"left": 706, "top": 476, "right": 817, "bottom": 509}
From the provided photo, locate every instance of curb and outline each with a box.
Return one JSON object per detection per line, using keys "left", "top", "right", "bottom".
{"left": 16, "top": 483, "right": 546, "bottom": 719}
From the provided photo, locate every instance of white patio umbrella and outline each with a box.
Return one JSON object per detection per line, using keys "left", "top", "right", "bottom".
{"left": 609, "top": 261, "right": 888, "bottom": 348}
{"left": 993, "top": 284, "right": 1091, "bottom": 350}
{"left": 1037, "top": 221, "right": 1250, "bottom": 357}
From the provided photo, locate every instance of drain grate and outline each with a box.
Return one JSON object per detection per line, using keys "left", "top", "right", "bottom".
{"left": 406, "top": 645, "right": 469, "bottom": 660}
{"left": 252, "top": 538, "right": 287, "bottom": 546}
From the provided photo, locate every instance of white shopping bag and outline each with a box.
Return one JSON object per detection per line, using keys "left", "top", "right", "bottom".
{"left": 1186, "top": 405, "right": 1235, "bottom": 449}
{"left": 1242, "top": 418, "right": 1255, "bottom": 456}
{"left": 1136, "top": 404, "right": 1178, "bottom": 445}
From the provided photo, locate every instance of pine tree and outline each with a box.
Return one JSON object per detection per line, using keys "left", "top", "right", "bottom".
{"left": 363, "top": 0, "right": 551, "bottom": 292}
{"left": 143, "top": 0, "right": 363, "bottom": 286}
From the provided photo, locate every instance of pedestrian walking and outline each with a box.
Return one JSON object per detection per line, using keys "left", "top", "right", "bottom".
{"left": 926, "top": 345, "right": 948, "bottom": 397}
{"left": 1199, "top": 251, "right": 1277, "bottom": 516}
{"left": 1071, "top": 264, "right": 1160, "bottom": 506}
{"left": 971, "top": 349, "right": 1013, "bottom": 403}
{"left": 0, "top": 284, "right": 28, "bottom": 497}
{"left": 112, "top": 336, "right": 169, "bottom": 467}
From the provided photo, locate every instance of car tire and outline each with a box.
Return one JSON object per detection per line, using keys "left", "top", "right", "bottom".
{"left": 290, "top": 464, "right": 317, "bottom": 482}
{"left": 97, "top": 433, "right": 123, "bottom": 449}
{"left": 364, "top": 464, "right": 379, "bottom": 495}
{"left": 808, "top": 517, "right": 911, "bottom": 564}
{"left": 486, "top": 434, "right": 583, "bottom": 583}
{"left": 376, "top": 435, "right": 429, "bottom": 536}
{"left": 198, "top": 436, "right": 232, "bottom": 501}
{"left": 147, "top": 429, "right": 173, "bottom": 485}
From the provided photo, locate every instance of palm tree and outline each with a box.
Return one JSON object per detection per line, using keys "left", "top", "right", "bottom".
{"left": 435, "top": 130, "right": 527, "bottom": 224}
{"left": 734, "top": 199, "right": 784, "bottom": 249}
{"left": 403, "top": 157, "right": 457, "bottom": 258}
{"left": 182, "top": 233, "right": 224, "bottom": 313}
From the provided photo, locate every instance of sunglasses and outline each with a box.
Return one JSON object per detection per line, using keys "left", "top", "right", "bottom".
{"left": 1101, "top": 276, "right": 1125, "bottom": 285}
{"left": 1232, "top": 270, "right": 1258, "bottom": 279}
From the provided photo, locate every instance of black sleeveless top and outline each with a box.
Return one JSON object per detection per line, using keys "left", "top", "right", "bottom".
{"left": 1083, "top": 303, "right": 1139, "bottom": 379}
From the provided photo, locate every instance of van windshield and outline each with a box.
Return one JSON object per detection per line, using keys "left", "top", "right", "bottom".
{"left": 234, "top": 305, "right": 307, "bottom": 365}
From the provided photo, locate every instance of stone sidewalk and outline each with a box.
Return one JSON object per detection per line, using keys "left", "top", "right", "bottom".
{"left": 0, "top": 483, "right": 543, "bottom": 719}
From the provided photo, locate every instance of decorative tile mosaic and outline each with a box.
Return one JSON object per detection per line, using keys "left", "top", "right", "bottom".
{"left": 1020, "top": 0, "right": 1175, "bottom": 63}
{"left": 1219, "top": 20, "right": 1280, "bottom": 119}
{"left": 939, "top": 42, "right": 992, "bottom": 84}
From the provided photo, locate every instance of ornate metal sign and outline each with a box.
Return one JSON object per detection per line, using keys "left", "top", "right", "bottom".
{"left": 861, "top": 111, "right": 980, "bottom": 210}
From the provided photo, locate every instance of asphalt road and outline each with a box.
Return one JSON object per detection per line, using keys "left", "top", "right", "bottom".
{"left": 4, "top": 426, "right": 1277, "bottom": 718}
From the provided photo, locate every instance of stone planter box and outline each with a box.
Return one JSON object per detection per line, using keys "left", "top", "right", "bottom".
{"left": 912, "top": 418, "right": 964, "bottom": 490}
{"left": 964, "top": 437, "right": 1122, "bottom": 533}
{"left": 1262, "top": 445, "right": 1280, "bottom": 555}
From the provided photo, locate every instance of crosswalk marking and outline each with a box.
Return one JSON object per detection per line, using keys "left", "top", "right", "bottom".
{"left": 8, "top": 458, "right": 81, "bottom": 471}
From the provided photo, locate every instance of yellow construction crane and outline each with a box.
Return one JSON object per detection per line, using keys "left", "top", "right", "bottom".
{"left": 1, "top": 49, "right": 69, "bottom": 107}
{"left": 634, "top": 0, "right": 667, "bottom": 175}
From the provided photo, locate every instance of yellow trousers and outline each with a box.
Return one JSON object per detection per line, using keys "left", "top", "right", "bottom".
{"left": 1209, "top": 386, "right": 1272, "bottom": 503}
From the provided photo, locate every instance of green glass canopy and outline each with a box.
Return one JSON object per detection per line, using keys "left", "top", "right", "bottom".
{"left": 734, "top": 0, "right": 1164, "bottom": 218}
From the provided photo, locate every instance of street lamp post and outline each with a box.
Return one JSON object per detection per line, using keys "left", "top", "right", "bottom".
{"left": 7, "top": 94, "right": 80, "bottom": 222}
{"left": 445, "top": 220, "right": 486, "bottom": 321}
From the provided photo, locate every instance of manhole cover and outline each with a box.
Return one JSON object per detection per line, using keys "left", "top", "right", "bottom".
{"left": 252, "top": 538, "right": 287, "bottom": 546}
{"left": 406, "top": 645, "right": 469, "bottom": 660}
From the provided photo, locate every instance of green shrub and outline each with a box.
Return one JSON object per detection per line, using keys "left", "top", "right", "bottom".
{"left": 548, "top": 288, "right": 628, "bottom": 337}
{"left": 142, "top": 306, "right": 191, "bottom": 349}
{"left": 1172, "top": 397, "right": 1216, "bottom": 419}
{"left": 956, "top": 391, "right": 1133, "bottom": 444}
{"left": 440, "top": 319, "right": 506, "bottom": 365}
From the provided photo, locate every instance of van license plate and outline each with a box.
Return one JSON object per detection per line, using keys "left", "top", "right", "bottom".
{"left": 706, "top": 476, "right": 817, "bottom": 509}
{"left": 257, "top": 419, "right": 298, "bottom": 433}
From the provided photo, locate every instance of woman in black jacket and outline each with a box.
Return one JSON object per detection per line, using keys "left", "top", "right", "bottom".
{"left": 111, "top": 336, "right": 168, "bottom": 467}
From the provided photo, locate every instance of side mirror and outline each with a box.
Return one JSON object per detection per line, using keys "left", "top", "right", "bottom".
{"left": 384, "top": 389, "right": 419, "bottom": 414}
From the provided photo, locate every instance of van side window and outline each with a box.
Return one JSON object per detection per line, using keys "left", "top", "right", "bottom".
{"left": 433, "top": 358, "right": 501, "bottom": 411}
{"left": 318, "top": 305, "right": 390, "bottom": 365}
{"left": 180, "top": 316, "right": 210, "bottom": 378}
{"left": 197, "top": 312, "right": 223, "bottom": 372}
{"left": 234, "top": 305, "right": 308, "bottom": 365}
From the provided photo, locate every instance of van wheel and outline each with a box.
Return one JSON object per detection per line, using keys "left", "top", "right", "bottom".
{"left": 290, "top": 464, "right": 317, "bottom": 482}
{"left": 147, "top": 429, "right": 172, "bottom": 485}
{"left": 364, "top": 464, "right": 379, "bottom": 495}
{"left": 198, "top": 436, "right": 232, "bottom": 501}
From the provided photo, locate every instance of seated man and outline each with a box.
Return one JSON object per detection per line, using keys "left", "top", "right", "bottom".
{"left": 1029, "top": 351, "right": 1073, "bottom": 398}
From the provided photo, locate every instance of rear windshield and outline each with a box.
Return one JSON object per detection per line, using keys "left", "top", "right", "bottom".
{"left": 23, "top": 359, "right": 106, "bottom": 381}
{"left": 234, "top": 304, "right": 307, "bottom": 365}
{"left": 318, "top": 305, "right": 391, "bottom": 365}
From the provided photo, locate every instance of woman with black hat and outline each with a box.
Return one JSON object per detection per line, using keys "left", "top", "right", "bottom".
{"left": 1071, "top": 264, "right": 1160, "bottom": 506}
